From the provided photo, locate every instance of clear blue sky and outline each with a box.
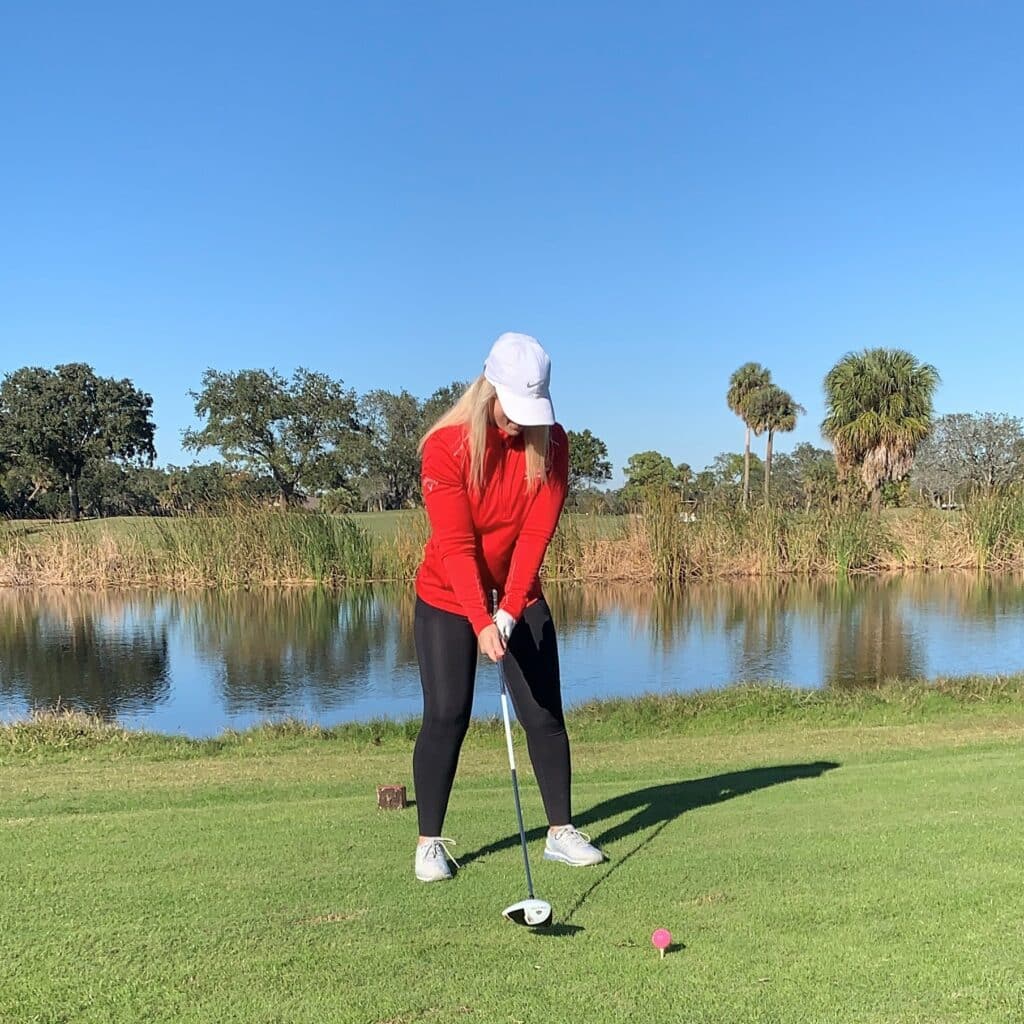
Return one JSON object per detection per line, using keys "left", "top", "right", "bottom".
{"left": 3, "top": 2, "right": 1022, "bottom": 484}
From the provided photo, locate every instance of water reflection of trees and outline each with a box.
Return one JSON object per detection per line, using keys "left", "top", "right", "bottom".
{"left": 171, "top": 584, "right": 419, "bottom": 714}
{"left": 716, "top": 579, "right": 794, "bottom": 680}
{"left": 549, "top": 580, "right": 799, "bottom": 665}
{"left": 548, "top": 576, "right": 939, "bottom": 687}
{"left": 547, "top": 584, "right": 692, "bottom": 651}
{"left": 819, "top": 575, "right": 925, "bottom": 685}
{"left": 899, "top": 570, "right": 1024, "bottom": 628}
{"left": 0, "top": 590, "right": 170, "bottom": 718}
{"left": 3, "top": 573, "right": 1022, "bottom": 727}
{"left": 818, "top": 571, "right": 1024, "bottom": 685}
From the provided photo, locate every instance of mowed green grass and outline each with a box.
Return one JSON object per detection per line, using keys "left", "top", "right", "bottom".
{"left": 0, "top": 516, "right": 160, "bottom": 545}
{"left": 3, "top": 702, "right": 1024, "bottom": 1023}
{"left": 0, "top": 511, "right": 621, "bottom": 546}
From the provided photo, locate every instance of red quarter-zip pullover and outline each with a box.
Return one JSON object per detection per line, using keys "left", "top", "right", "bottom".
{"left": 415, "top": 422, "right": 569, "bottom": 635}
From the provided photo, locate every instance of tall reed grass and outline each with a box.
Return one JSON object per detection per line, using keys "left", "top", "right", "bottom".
{"left": 571, "top": 492, "right": 903, "bottom": 582}
{"left": 547, "top": 492, "right": 1024, "bottom": 582}
{"left": 958, "top": 491, "right": 1024, "bottom": 570}
{"left": 6, "top": 493, "right": 1024, "bottom": 587}
{"left": 0, "top": 508, "right": 426, "bottom": 587}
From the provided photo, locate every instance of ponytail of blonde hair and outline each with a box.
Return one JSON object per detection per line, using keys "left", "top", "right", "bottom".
{"left": 419, "top": 375, "right": 550, "bottom": 493}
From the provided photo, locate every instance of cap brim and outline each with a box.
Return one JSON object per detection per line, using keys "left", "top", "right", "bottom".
{"left": 494, "top": 382, "right": 555, "bottom": 426}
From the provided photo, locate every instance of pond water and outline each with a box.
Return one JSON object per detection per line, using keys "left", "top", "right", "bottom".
{"left": 2, "top": 574, "right": 1024, "bottom": 737}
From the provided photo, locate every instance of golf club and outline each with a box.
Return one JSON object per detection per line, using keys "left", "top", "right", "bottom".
{"left": 493, "top": 592, "right": 553, "bottom": 928}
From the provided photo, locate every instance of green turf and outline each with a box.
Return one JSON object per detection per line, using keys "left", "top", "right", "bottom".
{"left": 349, "top": 509, "right": 426, "bottom": 541}
{"left": 1, "top": 510, "right": 623, "bottom": 541}
{"left": 3, "top": 691, "right": 1024, "bottom": 1023}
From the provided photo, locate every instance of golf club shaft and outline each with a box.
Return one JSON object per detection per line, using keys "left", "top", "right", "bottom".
{"left": 498, "top": 656, "right": 536, "bottom": 899}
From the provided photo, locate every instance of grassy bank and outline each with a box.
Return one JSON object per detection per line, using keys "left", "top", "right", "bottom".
{"left": 4, "top": 492, "right": 1024, "bottom": 586}
{"left": 4, "top": 675, "right": 1024, "bottom": 765}
{"left": 4, "top": 679, "right": 1024, "bottom": 1023}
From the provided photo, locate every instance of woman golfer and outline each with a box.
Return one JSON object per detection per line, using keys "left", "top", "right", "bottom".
{"left": 412, "top": 332, "right": 604, "bottom": 881}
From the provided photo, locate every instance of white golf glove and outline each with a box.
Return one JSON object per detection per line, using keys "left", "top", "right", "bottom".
{"left": 493, "top": 609, "right": 516, "bottom": 644}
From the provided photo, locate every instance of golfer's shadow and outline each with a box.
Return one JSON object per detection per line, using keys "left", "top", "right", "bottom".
{"left": 459, "top": 761, "right": 840, "bottom": 870}
{"left": 578, "top": 760, "right": 839, "bottom": 847}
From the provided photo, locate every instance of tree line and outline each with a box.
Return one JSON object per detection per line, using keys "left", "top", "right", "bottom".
{"left": 1, "top": 349, "right": 1020, "bottom": 521}
{"left": 0, "top": 364, "right": 468, "bottom": 520}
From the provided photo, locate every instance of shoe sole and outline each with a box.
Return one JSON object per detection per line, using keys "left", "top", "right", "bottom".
{"left": 543, "top": 848, "right": 604, "bottom": 867}
{"left": 415, "top": 870, "right": 452, "bottom": 882}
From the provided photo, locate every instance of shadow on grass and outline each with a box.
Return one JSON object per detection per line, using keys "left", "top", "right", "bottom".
{"left": 531, "top": 923, "right": 584, "bottom": 937}
{"left": 564, "top": 761, "right": 840, "bottom": 922}
{"left": 461, "top": 761, "right": 839, "bottom": 865}
{"left": 577, "top": 761, "right": 840, "bottom": 847}
{"left": 460, "top": 761, "right": 840, "bottom": 922}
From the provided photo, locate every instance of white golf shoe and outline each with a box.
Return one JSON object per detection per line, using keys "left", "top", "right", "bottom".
{"left": 543, "top": 825, "right": 605, "bottom": 866}
{"left": 415, "top": 837, "right": 458, "bottom": 882}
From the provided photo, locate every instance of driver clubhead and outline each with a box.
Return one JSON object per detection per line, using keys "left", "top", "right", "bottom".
{"left": 502, "top": 898, "right": 553, "bottom": 928}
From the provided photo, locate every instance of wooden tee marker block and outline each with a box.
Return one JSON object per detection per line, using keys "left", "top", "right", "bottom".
{"left": 377, "top": 785, "right": 407, "bottom": 810}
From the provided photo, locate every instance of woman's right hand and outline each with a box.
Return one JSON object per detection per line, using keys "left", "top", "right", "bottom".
{"left": 478, "top": 624, "right": 506, "bottom": 662}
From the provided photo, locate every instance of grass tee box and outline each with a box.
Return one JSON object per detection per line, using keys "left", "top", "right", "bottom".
{"left": 3, "top": 680, "right": 1024, "bottom": 1023}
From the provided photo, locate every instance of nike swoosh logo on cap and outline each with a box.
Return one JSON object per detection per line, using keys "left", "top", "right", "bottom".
{"left": 527, "top": 379, "right": 543, "bottom": 388}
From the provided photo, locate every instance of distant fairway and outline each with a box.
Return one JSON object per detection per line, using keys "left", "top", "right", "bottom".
{"left": 355, "top": 509, "right": 624, "bottom": 540}
{"left": 0, "top": 510, "right": 621, "bottom": 544}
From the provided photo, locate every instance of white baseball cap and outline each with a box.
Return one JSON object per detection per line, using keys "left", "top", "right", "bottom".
{"left": 483, "top": 332, "right": 555, "bottom": 427}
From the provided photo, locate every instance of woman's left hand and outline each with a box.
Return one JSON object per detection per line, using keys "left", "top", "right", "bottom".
{"left": 493, "top": 609, "right": 516, "bottom": 643}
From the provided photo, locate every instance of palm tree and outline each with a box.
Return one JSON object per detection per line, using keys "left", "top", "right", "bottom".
{"left": 726, "top": 363, "right": 771, "bottom": 507}
{"left": 747, "top": 385, "right": 804, "bottom": 497}
{"left": 822, "top": 348, "right": 940, "bottom": 514}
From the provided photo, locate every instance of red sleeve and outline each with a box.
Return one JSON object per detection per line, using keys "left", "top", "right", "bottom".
{"left": 500, "top": 425, "right": 569, "bottom": 621}
{"left": 421, "top": 432, "right": 493, "bottom": 636}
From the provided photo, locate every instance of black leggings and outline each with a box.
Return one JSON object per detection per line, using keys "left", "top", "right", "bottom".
{"left": 413, "top": 597, "right": 572, "bottom": 836}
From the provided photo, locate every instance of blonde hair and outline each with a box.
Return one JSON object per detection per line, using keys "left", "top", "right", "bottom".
{"left": 419, "top": 375, "right": 550, "bottom": 493}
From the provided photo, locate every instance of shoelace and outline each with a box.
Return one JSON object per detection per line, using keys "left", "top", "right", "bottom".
{"left": 553, "top": 827, "right": 593, "bottom": 848}
{"left": 423, "top": 837, "right": 460, "bottom": 867}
